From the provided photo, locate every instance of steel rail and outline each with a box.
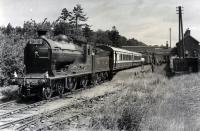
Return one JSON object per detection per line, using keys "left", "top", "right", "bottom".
{"left": 0, "top": 100, "right": 16, "bottom": 109}
{"left": 0, "top": 87, "right": 93, "bottom": 130}
{"left": 15, "top": 94, "right": 110, "bottom": 131}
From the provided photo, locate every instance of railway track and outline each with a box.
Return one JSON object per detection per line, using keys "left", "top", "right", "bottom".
{"left": 0, "top": 78, "right": 108, "bottom": 130}
{"left": 0, "top": 87, "right": 91, "bottom": 130}
{"left": 35, "top": 113, "right": 83, "bottom": 131}
{"left": 16, "top": 92, "right": 114, "bottom": 131}
{"left": 0, "top": 100, "right": 16, "bottom": 109}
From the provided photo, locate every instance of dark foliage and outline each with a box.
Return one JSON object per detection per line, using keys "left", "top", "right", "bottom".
{"left": 127, "top": 38, "right": 147, "bottom": 46}
{"left": 108, "top": 26, "right": 120, "bottom": 47}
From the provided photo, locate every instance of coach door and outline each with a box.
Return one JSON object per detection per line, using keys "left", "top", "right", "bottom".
{"left": 114, "top": 51, "right": 117, "bottom": 68}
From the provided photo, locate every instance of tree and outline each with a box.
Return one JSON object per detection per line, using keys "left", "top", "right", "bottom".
{"left": 118, "top": 36, "right": 127, "bottom": 46}
{"left": 127, "top": 38, "right": 147, "bottom": 46}
{"left": 94, "top": 30, "right": 112, "bottom": 45}
{"left": 54, "top": 22, "right": 73, "bottom": 36}
{"left": 23, "top": 19, "right": 53, "bottom": 39}
{"left": 54, "top": 8, "right": 73, "bottom": 36}
{"left": 15, "top": 26, "right": 24, "bottom": 35}
{"left": 70, "top": 4, "right": 88, "bottom": 30}
{"left": 108, "top": 26, "right": 120, "bottom": 47}
{"left": 4, "top": 23, "right": 14, "bottom": 35}
{"left": 82, "top": 24, "right": 93, "bottom": 41}
{"left": 23, "top": 19, "right": 37, "bottom": 38}
{"left": 59, "top": 8, "right": 72, "bottom": 22}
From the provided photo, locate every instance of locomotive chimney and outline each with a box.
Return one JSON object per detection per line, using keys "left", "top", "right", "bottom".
{"left": 37, "top": 29, "right": 47, "bottom": 37}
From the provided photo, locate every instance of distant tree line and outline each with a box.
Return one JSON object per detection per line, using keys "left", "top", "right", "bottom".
{"left": 0, "top": 4, "right": 147, "bottom": 47}
{"left": 0, "top": 4, "right": 146, "bottom": 86}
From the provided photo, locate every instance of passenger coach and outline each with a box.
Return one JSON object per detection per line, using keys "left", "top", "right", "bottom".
{"left": 97, "top": 45, "right": 143, "bottom": 71}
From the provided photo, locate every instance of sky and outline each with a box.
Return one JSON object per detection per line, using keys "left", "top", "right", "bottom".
{"left": 1, "top": 0, "right": 200, "bottom": 47}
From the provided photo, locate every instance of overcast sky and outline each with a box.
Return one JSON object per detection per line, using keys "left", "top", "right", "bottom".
{"left": 1, "top": 0, "right": 200, "bottom": 46}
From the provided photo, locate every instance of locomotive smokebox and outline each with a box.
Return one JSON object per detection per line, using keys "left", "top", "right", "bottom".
{"left": 24, "top": 34, "right": 85, "bottom": 75}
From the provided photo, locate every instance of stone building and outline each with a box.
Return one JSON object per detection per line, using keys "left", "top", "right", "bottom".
{"left": 176, "top": 29, "right": 200, "bottom": 57}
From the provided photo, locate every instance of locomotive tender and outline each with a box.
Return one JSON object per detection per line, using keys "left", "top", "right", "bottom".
{"left": 15, "top": 34, "right": 143, "bottom": 99}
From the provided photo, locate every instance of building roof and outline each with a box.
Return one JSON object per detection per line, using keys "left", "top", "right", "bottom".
{"left": 176, "top": 35, "right": 199, "bottom": 45}
{"left": 177, "top": 29, "right": 199, "bottom": 45}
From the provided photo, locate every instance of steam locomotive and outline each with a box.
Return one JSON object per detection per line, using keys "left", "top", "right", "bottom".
{"left": 14, "top": 33, "right": 143, "bottom": 100}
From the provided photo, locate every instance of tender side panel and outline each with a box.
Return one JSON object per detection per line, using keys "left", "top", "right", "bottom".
{"left": 95, "top": 56, "right": 110, "bottom": 72}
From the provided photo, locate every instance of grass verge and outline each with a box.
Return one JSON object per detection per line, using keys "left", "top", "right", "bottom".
{"left": 87, "top": 69, "right": 167, "bottom": 131}
{"left": 86, "top": 66, "right": 200, "bottom": 131}
{"left": 0, "top": 85, "right": 19, "bottom": 102}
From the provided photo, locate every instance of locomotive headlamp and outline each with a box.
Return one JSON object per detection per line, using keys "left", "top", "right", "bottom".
{"left": 44, "top": 71, "right": 49, "bottom": 78}
{"left": 14, "top": 71, "right": 18, "bottom": 78}
{"left": 141, "top": 58, "right": 145, "bottom": 62}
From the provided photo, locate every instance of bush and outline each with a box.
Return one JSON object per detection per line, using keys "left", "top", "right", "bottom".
{"left": 0, "top": 32, "right": 24, "bottom": 85}
{"left": 88, "top": 71, "right": 165, "bottom": 131}
{"left": 0, "top": 85, "right": 19, "bottom": 100}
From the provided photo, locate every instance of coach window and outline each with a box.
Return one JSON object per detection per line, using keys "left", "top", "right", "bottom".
{"left": 117, "top": 53, "right": 120, "bottom": 61}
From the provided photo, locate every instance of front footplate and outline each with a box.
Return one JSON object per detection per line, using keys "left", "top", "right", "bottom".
{"left": 16, "top": 78, "right": 49, "bottom": 98}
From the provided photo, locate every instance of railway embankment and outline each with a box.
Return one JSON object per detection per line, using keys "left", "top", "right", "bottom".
{"left": 0, "top": 65, "right": 151, "bottom": 130}
{"left": 3, "top": 65, "right": 200, "bottom": 131}
{"left": 49, "top": 65, "right": 200, "bottom": 131}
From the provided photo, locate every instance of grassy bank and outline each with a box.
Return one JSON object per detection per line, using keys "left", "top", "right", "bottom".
{"left": 0, "top": 85, "right": 19, "bottom": 102}
{"left": 86, "top": 67, "right": 166, "bottom": 131}
{"left": 140, "top": 73, "right": 200, "bottom": 131}
{"left": 86, "top": 67, "right": 200, "bottom": 131}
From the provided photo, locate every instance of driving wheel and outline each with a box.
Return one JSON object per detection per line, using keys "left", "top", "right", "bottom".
{"left": 42, "top": 86, "right": 52, "bottom": 100}
{"left": 67, "top": 77, "right": 77, "bottom": 91}
{"left": 57, "top": 81, "right": 64, "bottom": 97}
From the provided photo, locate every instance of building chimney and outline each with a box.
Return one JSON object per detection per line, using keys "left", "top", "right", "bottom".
{"left": 166, "top": 41, "right": 169, "bottom": 49}
{"left": 184, "top": 28, "right": 190, "bottom": 37}
{"left": 37, "top": 29, "right": 47, "bottom": 37}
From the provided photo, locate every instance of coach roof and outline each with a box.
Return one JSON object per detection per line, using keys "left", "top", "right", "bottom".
{"left": 97, "top": 45, "right": 141, "bottom": 55}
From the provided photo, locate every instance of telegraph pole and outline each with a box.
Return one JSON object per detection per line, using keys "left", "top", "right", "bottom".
{"left": 169, "top": 28, "right": 171, "bottom": 48}
{"left": 176, "top": 6, "right": 185, "bottom": 58}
